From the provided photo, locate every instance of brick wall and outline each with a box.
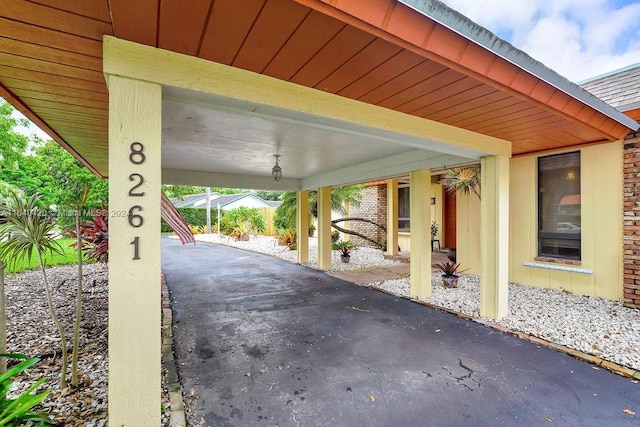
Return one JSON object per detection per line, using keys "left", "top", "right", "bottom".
{"left": 347, "top": 184, "right": 387, "bottom": 248}
{"left": 623, "top": 131, "right": 640, "bottom": 309}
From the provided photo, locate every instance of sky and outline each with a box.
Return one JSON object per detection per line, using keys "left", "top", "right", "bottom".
{"left": 440, "top": 0, "right": 640, "bottom": 82}
{"left": 11, "top": 0, "right": 640, "bottom": 140}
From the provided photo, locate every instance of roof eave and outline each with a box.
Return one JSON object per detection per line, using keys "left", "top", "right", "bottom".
{"left": 399, "top": 0, "right": 639, "bottom": 133}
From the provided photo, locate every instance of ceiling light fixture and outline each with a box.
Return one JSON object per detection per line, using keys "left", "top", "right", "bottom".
{"left": 272, "top": 154, "right": 282, "bottom": 181}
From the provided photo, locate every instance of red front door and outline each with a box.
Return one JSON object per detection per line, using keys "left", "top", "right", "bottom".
{"left": 443, "top": 189, "right": 456, "bottom": 249}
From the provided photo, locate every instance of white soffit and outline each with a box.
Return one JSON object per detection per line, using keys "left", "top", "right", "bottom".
{"left": 161, "top": 87, "right": 480, "bottom": 189}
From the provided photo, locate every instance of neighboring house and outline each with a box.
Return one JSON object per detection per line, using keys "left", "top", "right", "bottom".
{"left": 170, "top": 192, "right": 275, "bottom": 211}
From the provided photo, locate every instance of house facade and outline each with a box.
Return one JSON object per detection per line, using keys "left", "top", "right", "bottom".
{"left": 351, "top": 64, "right": 640, "bottom": 306}
{"left": 1, "top": 0, "right": 638, "bottom": 423}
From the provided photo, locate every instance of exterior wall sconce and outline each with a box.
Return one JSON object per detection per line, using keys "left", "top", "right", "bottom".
{"left": 272, "top": 154, "right": 282, "bottom": 181}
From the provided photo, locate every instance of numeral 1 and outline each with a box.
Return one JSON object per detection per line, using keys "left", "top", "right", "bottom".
{"left": 130, "top": 236, "right": 140, "bottom": 260}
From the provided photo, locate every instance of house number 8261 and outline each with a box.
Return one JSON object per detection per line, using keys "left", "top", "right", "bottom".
{"left": 128, "top": 142, "right": 145, "bottom": 260}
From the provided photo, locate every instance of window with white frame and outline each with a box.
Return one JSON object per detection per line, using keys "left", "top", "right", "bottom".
{"left": 398, "top": 186, "right": 410, "bottom": 230}
{"left": 538, "top": 151, "right": 581, "bottom": 260}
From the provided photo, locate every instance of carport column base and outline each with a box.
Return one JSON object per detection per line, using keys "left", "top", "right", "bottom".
{"left": 480, "top": 155, "right": 509, "bottom": 319}
{"left": 410, "top": 170, "right": 431, "bottom": 298}
{"left": 297, "top": 190, "right": 309, "bottom": 264}
{"left": 386, "top": 179, "right": 399, "bottom": 256}
{"left": 107, "top": 74, "right": 161, "bottom": 425}
{"left": 317, "top": 186, "right": 332, "bottom": 270}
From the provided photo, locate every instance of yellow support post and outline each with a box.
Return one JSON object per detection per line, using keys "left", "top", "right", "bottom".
{"left": 480, "top": 155, "right": 510, "bottom": 319}
{"left": 107, "top": 75, "right": 161, "bottom": 426}
{"left": 297, "top": 190, "right": 309, "bottom": 264}
{"left": 387, "top": 179, "right": 399, "bottom": 256}
{"left": 410, "top": 170, "right": 432, "bottom": 298}
{"left": 317, "top": 186, "right": 332, "bottom": 270}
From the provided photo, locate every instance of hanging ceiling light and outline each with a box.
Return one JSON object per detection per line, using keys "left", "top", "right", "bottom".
{"left": 272, "top": 154, "right": 282, "bottom": 181}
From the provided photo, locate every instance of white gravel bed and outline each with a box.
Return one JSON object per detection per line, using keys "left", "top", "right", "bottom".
{"left": 371, "top": 274, "right": 640, "bottom": 371}
{"left": 193, "top": 234, "right": 398, "bottom": 272}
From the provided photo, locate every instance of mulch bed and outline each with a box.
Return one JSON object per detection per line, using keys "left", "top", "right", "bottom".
{"left": 4, "top": 263, "right": 169, "bottom": 426}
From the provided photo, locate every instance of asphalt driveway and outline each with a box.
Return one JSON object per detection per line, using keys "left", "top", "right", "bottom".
{"left": 162, "top": 238, "right": 639, "bottom": 426}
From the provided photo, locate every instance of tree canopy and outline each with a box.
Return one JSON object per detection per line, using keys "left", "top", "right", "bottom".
{"left": 0, "top": 101, "right": 29, "bottom": 170}
{"left": 274, "top": 185, "right": 363, "bottom": 231}
{"left": 0, "top": 101, "right": 107, "bottom": 227}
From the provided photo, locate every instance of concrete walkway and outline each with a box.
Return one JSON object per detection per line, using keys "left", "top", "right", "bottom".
{"left": 162, "top": 238, "right": 639, "bottom": 426}
{"left": 329, "top": 251, "right": 451, "bottom": 284}
{"left": 328, "top": 263, "right": 410, "bottom": 285}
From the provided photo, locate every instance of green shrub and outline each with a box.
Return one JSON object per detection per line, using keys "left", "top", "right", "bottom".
{"left": 0, "top": 353, "right": 55, "bottom": 426}
{"left": 222, "top": 207, "right": 266, "bottom": 240}
{"left": 161, "top": 208, "right": 221, "bottom": 233}
{"left": 273, "top": 203, "right": 295, "bottom": 231}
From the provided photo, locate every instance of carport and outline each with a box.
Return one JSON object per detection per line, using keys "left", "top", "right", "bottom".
{"left": 0, "top": 0, "right": 633, "bottom": 424}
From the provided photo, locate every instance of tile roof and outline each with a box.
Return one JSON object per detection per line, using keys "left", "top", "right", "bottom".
{"left": 580, "top": 63, "right": 640, "bottom": 112}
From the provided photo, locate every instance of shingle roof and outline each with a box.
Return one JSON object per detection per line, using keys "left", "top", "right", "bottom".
{"left": 580, "top": 63, "right": 640, "bottom": 112}
{"left": 170, "top": 193, "right": 209, "bottom": 208}
{"left": 169, "top": 192, "right": 275, "bottom": 209}
{"left": 210, "top": 193, "right": 250, "bottom": 206}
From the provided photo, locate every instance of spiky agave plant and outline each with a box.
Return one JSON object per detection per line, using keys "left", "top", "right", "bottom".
{"left": 443, "top": 165, "right": 481, "bottom": 199}
{"left": 0, "top": 191, "right": 68, "bottom": 388}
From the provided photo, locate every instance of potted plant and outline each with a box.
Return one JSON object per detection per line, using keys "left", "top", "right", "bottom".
{"left": 275, "top": 228, "right": 297, "bottom": 250}
{"left": 430, "top": 221, "right": 438, "bottom": 240}
{"left": 332, "top": 240, "right": 357, "bottom": 263}
{"left": 436, "top": 261, "right": 468, "bottom": 288}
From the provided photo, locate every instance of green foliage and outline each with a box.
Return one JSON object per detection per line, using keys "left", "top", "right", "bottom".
{"left": 160, "top": 208, "right": 221, "bottom": 232}
{"left": 436, "top": 261, "right": 469, "bottom": 277}
{"left": 332, "top": 240, "right": 357, "bottom": 257}
{"left": 273, "top": 192, "right": 297, "bottom": 231}
{"left": 162, "top": 186, "right": 248, "bottom": 200}
{"left": 0, "top": 137, "right": 108, "bottom": 231}
{"left": 0, "top": 353, "right": 55, "bottom": 426}
{"left": 443, "top": 165, "right": 481, "bottom": 199}
{"left": 73, "top": 209, "right": 108, "bottom": 263}
{"left": 0, "top": 191, "right": 69, "bottom": 388}
{"left": 161, "top": 185, "right": 205, "bottom": 199}
{"left": 3, "top": 238, "right": 80, "bottom": 274}
{"left": 274, "top": 185, "right": 364, "bottom": 232}
{"left": 431, "top": 221, "right": 439, "bottom": 238}
{"left": 253, "top": 190, "right": 284, "bottom": 201}
{"left": 0, "top": 102, "right": 29, "bottom": 171}
{"left": 0, "top": 192, "right": 63, "bottom": 271}
{"left": 275, "top": 228, "right": 297, "bottom": 250}
{"left": 222, "top": 207, "right": 266, "bottom": 240}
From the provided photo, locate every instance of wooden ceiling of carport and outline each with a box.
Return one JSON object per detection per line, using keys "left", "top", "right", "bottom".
{"left": 0, "top": 0, "right": 630, "bottom": 177}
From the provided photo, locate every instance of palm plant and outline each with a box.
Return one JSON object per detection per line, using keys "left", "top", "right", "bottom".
{"left": 443, "top": 165, "right": 481, "bottom": 199}
{"left": 274, "top": 185, "right": 363, "bottom": 231}
{"left": 71, "top": 185, "right": 89, "bottom": 388}
{"left": 0, "top": 191, "right": 68, "bottom": 388}
{"left": 222, "top": 207, "right": 266, "bottom": 240}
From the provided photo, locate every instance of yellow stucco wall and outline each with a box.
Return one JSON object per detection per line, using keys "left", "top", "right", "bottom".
{"left": 509, "top": 142, "right": 623, "bottom": 300}
{"left": 398, "top": 183, "right": 443, "bottom": 252}
{"left": 456, "top": 192, "right": 481, "bottom": 274}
